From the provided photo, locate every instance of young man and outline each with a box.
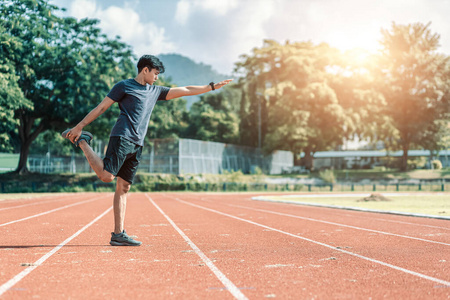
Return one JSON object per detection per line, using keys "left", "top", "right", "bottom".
{"left": 62, "top": 55, "right": 232, "bottom": 246}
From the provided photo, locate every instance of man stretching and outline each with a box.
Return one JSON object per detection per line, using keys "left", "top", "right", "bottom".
{"left": 62, "top": 55, "right": 232, "bottom": 246}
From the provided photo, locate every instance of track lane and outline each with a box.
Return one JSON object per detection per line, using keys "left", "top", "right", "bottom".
{"left": 200, "top": 192, "right": 450, "bottom": 229}
{"left": 174, "top": 194, "right": 450, "bottom": 280}
{"left": 194, "top": 193, "right": 450, "bottom": 243}
{"left": 0, "top": 193, "right": 83, "bottom": 212}
{"left": 0, "top": 194, "right": 74, "bottom": 205}
{"left": 0, "top": 193, "right": 109, "bottom": 226}
{"left": 147, "top": 194, "right": 247, "bottom": 300}
{"left": 0, "top": 194, "right": 112, "bottom": 292}
{"left": 157, "top": 193, "right": 449, "bottom": 299}
{"left": 227, "top": 204, "right": 450, "bottom": 246}
{"left": 1, "top": 193, "right": 245, "bottom": 299}
{"left": 1, "top": 192, "right": 448, "bottom": 299}
{"left": 0, "top": 207, "right": 112, "bottom": 297}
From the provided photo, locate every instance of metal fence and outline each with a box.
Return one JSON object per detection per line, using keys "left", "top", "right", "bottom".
{"left": 27, "top": 138, "right": 294, "bottom": 175}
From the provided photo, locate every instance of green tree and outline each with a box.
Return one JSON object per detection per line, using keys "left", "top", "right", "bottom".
{"left": 329, "top": 49, "right": 396, "bottom": 151}
{"left": 184, "top": 86, "right": 240, "bottom": 143}
{"left": 0, "top": 18, "right": 32, "bottom": 152}
{"left": 0, "top": 0, "right": 135, "bottom": 173}
{"left": 236, "top": 40, "right": 352, "bottom": 168}
{"left": 378, "top": 22, "right": 450, "bottom": 171}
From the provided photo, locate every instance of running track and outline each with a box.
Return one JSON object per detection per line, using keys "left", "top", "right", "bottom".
{"left": 0, "top": 192, "right": 449, "bottom": 299}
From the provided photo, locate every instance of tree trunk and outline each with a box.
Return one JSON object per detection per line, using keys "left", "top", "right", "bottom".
{"left": 301, "top": 147, "right": 315, "bottom": 170}
{"left": 15, "top": 114, "right": 44, "bottom": 174}
{"left": 16, "top": 138, "right": 32, "bottom": 174}
{"left": 400, "top": 143, "right": 409, "bottom": 171}
{"left": 239, "top": 88, "right": 247, "bottom": 145}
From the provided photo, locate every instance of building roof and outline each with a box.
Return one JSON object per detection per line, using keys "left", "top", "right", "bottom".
{"left": 300, "top": 150, "right": 450, "bottom": 158}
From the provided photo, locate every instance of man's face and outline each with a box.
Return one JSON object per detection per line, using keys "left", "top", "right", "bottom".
{"left": 145, "top": 67, "right": 160, "bottom": 85}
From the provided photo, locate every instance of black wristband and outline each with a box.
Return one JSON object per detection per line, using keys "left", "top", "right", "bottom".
{"left": 209, "top": 82, "right": 215, "bottom": 91}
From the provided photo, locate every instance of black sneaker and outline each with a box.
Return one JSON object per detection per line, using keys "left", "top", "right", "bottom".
{"left": 110, "top": 230, "right": 142, "bottom": 246}
{"left": 61, "top": 129, "right": 93, "bottom": 147}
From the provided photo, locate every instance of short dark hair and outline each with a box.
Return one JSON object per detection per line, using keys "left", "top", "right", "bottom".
{"left": 137, "top": 55, "right": 165, "bottom": 74}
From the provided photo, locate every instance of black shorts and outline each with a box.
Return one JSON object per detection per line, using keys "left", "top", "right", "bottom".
{"left": 103, "top": 136, "right": 143, "bottom": 184}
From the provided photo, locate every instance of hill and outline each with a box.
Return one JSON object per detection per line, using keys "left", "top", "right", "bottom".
{"left": 158, "top": 53, "right": 230, "bottom": 108}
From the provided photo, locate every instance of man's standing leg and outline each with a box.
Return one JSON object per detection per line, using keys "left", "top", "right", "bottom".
{"left": 114, "top": 177, "right": 130, "bottom": 234}
{"left": 109, "top": 176, "right": 142, "bottom": 246}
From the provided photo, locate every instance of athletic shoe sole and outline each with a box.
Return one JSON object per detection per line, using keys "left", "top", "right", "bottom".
{"left": 61, "top": 129, "right": 93, "bottom": 147}
{"left": 109, "top": 241, "right": 142, "bottom": 246}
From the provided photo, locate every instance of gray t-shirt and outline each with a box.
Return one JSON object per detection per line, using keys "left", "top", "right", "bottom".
{"left": 107, "top": 79, "right": 170, "bottom": 146}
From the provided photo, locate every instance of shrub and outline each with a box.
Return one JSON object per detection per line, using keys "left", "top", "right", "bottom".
{"left": 407, "top": 157, "right": 427, "bottom": 170}
{"left": 432, "top": 159, "right": 443, "bottom": 170}
{"left": 319, "top": 169, "right": 336, "bottom": 184}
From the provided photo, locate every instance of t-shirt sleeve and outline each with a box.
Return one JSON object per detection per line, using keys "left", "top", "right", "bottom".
{"left": 157, "top": 86, "right": 171, "bottom": 101}
{"left": 107, "top": 81, "right": 126, "bottom": 102}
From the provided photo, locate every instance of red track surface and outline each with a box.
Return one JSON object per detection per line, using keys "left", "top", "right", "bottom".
{"left": 0, "top": 192, "right": 449, "bottom": 299}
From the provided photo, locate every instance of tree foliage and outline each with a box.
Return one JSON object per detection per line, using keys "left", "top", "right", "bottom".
{"left": 2, "top": 4, "right": 449, "bottom": 175}
{"left": 184, "top": 86, "right": 240, "bottom": 144}
{"left": 236, "top": 40, "right": 358, "bottom": 167}
{"left": 0, "top": 14, "right": 32, "bottom": 152}
{"left": 377, "top": 22, "right": 450, "bottom": 170}
{"left": 0, "top": 0, "right": 135, "bottom": 173}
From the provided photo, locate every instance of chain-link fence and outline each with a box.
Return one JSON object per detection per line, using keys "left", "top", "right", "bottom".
{"left": 27, "top": 138, "right": 293, "bottom": 175}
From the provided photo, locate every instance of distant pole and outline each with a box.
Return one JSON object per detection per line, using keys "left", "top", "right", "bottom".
{"left": 256, "top": 92, "right": 262, "bottom": 149}
{"left": 258, "top": 94, "right": 261, "bottom": 149}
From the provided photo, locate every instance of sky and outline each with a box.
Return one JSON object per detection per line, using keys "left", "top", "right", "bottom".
{"left": 49, "top": 0, "right": 450, "bottom": 75}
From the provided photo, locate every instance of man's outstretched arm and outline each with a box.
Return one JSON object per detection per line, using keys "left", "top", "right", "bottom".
{"left": 166, "top": 79, "right": 233, "bottom": 100}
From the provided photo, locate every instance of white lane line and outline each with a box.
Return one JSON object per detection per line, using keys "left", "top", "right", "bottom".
{"left": 0, "top": 206, "right": 113, "bottom": 297}
{"left": 252, "top": 196, "right": 450, "bottom": 220}
{"left": 191, "top": 195, "right": 450, "bottom": 231}
{"left": 0, "top": 195, "right": 108, "bottom": 227}
{"left": 0, "top": 196, "right": 81, "bottom": 212}
{"left": 367, "top": 217, "right": 450, "bottom": 231}
{"left": 173, "top": 197, "right": 450, "bottom": 288}
{"left": 227, "top": 204, "right": 450, "bottom": 247}
{"left": 0, "top": 194, "right": 68, "bottom": 203}
{"left": 146, "top": 194, "right": 248, "bottom": 300}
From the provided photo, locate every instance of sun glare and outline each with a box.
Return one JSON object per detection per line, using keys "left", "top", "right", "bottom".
{"left": 326, "top": 25, "right": 382, "bottom": 55}
{"left": 346, "top": 48, "right": 372, "bottom": 64}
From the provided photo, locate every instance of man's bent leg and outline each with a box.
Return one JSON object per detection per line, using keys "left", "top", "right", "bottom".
{"left": 78, "top": 140, "right": 115, "bottom": 182}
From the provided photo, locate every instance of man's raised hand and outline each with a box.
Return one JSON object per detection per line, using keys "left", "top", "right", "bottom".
{"left": 213, "top": 79, "right": 233, "bottom": 90}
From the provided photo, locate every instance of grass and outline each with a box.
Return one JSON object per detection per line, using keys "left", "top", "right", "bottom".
{"left": 333, "top": 169, "right": 450, "bottom": 180}
{"left": 262, "top": 193, "right": 450, "bottom": 216}
{"left": 0, "top": 153, "right": 19, "bottom": 172}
